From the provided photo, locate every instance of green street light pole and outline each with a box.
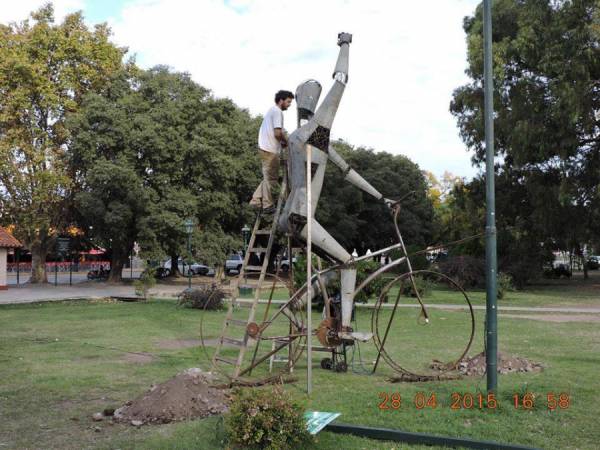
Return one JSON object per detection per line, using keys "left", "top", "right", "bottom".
{"left": 483, "top": 0, "right": 498, "bottom": 393}
{"left": 241, "top": 225, "right": 250, "bottom": 256}
{"left": 184, "top": 218, "right": 195, "bottom": 290}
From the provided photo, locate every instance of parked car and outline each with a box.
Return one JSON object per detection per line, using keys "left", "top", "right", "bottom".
{"left": 188, "top": 262, "right": 215, "bottom": 276}
{"left": 587, "top": 256, "right": 599, "bottom": 270}
{"left": 225, "top": 253, "right": 243, "bottom": 274}
{"left": 279, "top": 256, "right": 297, "bottom": 273}
{"left": 141, "top": 266, "right": 171, "bottom": 279}
{"left": 163, "top": 258, "right": 215, "bottom": 276}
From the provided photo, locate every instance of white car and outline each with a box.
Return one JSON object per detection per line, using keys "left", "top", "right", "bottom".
{"left": 225, "top": 253, "right": 243, "bottom": 274}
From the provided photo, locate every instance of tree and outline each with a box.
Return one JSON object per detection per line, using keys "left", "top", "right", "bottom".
{"left": 316, "top": 141, "right": 435, "bottom": 255}
{"left": 75, "top": 158, "right": 150, "bottom": 282}
{"left": 0, "top": 4, "right": 126, "bottom": 282}
{"left": 450, "top": 0, "right": 600, "bottom": 281}
{"left": 68, "top": 67, "right": 261, "bottom": 279}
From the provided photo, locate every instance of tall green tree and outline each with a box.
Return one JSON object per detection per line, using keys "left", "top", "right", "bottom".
{"left": 317, "top": 141, "right": 434, "bottom": 255}
{"left": 0, "top": 4, "right": 126, "bottom": 282}
{"left": 68, "top": 67, "right": 261, "bottom": 278}
{"left": 450, "top": 0, "right": 600, "bottom": 280}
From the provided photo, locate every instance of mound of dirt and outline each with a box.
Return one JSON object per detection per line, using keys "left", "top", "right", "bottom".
{"left": 114, "top": 368, "right": 229, "bottom": 425}
{"left": 432, "top": 351, "right": 543, "bottom": 376}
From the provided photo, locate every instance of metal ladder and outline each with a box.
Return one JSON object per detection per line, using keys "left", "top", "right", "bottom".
{"left": 212, "top": 173, "right": 290, "bottom": 379}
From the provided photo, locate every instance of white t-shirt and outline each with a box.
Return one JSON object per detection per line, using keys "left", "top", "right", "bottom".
{"left": 258, "top": 105, "right": 284, "bottom": 154}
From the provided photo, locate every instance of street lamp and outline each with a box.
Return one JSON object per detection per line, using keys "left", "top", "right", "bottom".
{"left": 241, "top": 224, "right": 250, "bottom": 255}
{"left": 184, "top": 218, "right": 195, "bottom": 289}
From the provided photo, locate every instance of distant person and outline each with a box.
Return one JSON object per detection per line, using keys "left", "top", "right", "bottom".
{"left": 249, "top": 90, "right": 294, "bottom": 213}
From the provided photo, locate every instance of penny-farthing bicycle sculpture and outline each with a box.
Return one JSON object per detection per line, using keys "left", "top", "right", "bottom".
{"left": 201, "top": 195, "right": 476, "bottom": 384}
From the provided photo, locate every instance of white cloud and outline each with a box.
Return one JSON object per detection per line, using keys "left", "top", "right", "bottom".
{"left": 110, "top": 0, "right": 482, "bottom": 179}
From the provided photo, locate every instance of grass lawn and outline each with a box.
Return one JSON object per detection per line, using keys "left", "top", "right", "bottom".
{"left": 240, "top": 270, "right": 600, "bottom": 309}
{"left": 1, "top": 280, "right": 599, "bottom": 449}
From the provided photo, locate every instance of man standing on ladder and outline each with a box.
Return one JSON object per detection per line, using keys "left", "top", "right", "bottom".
{"left": 250, "top": 90, "right": 295, "bottom": 213}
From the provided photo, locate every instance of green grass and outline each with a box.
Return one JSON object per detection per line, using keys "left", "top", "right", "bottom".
{"left": 240, "top": 270, "right": 600, "bottom": 309}
{"left": 0, "top": 281, "right": 599, "bottom": 449}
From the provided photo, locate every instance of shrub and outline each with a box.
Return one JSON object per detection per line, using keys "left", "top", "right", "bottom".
{"left": 399, "top": 274, "right": 432, "bottom": 298}
{"left": 438, "top": 256, "right": 485, "bottom": 289}
{"left": 134, "top": 268, "right": 156, "bottom": 300}
{"left": 224, "top": 386, "right": 314, "bottom": 450}
{"left": 355, "top": 259, "right": 386, "bottom": 303}
{"left": 177, "top": 284, "right": 225, "bottom": 310}
{"left": 497, "top": 272, "right": 514, "bottom": 299}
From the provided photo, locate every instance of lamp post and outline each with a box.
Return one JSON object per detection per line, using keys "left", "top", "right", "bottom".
{"left": 184, "top": 218, "right": 195, "bottom": 289}
{"left": 483, "top": 0, "right": 498, "bottom": 393}
{"left": 241, "top": 225, "right": 250, "bottom": 256}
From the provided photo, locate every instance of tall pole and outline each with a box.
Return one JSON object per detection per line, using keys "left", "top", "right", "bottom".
{"left": 16, "top": 248, "right": 20, "bottom": 285}
{"left": 187, "top": 233, "right": 192, "bottom": 289}
{"left": 483, "top": 0, "right": 498, "bottom": 393}
{"left": 306, "top": 145, "right": 313, "bottom": 395}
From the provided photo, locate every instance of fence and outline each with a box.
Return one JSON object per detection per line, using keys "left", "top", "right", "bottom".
{"left": 7, "top": 261, "right": 111, "bottom": 273}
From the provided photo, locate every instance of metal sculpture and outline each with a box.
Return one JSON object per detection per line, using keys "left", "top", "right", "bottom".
{"left": 203, "top": 33, "right": 476, "bottom": 385}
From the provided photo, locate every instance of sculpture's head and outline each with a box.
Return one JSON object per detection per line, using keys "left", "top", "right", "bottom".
{"left": 295, "top": 79, "right": 322, "bottom": 121}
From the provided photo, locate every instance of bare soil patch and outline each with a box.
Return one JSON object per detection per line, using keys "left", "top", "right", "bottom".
{"left": 500, "top": 313, "right": 600, "bottom": 323}
{"left": 451, "top": 351, "right": 543, "bottom": 376}
{"left": 114, "top": 368, "right": 229, "bottom": 425}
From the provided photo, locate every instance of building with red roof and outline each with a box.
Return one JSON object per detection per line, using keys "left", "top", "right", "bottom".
{"left": 0, "top": 227, "right": 22, "bottom": 290}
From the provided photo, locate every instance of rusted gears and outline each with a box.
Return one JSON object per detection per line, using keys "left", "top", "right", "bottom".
{"left": 316, "top": 318, "right": 342, "bottom": 347}
{"left": 246, "top": 322, "right": 260, "bottom": 339}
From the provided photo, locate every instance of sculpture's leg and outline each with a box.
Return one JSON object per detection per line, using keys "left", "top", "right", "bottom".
{"left": 299, "top": 219, "right": 350, "bottom": 263}
{"left": 340, "top": 268, "right": 356, "bottom": 328}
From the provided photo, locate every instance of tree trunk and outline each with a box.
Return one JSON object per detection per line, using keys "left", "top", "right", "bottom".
{"left": 169, "top": 254, "right": 181, "bottom": 277}
{"left": 583, "top": 260, "right": 589, "bottom": 280}
{"left": 108, "top": 249, "right": 127, "bottom": 283}
{"left": 30, "top": 242, "right": 48, "bottom": 284}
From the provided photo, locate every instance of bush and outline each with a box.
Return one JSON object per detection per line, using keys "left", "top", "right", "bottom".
{"left": 134, "top": 268, "right": 156, "bottom": 300}
{"left": 438, "top": 256, "right": 485, "bottom": 289}
{"left": 497, "top": 272, "right": 514, "bottom": 299}
{"left": 224, "top": 386, "right": 314, "bottom": 450}
{"left": 398, "top": 274, "right": 432, "bottom": 298}
{"left": 177, "top": 284, "right": 225, "bottom": 310}
{"left": 355, "top": 259, "right": 386, "bottom": 303}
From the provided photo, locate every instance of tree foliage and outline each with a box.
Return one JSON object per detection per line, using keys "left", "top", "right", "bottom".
{"left": 450, "top": 0, "right": 600, "bottom": 282}
{"left": 0, "top": 4, "right": 127, "bottom": 282}
{"left": 317, "top": 140, "right": 435, "bottom": 254}
{"left": 67, "top": 66, "right": 259, "bottom": 279}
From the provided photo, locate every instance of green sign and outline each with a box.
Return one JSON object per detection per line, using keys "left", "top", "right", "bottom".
{"left": 56, "top": 238, "right": 70, "bottom": 256}
{"left": 304, "top": 411, "right": 341, "bottom": 435}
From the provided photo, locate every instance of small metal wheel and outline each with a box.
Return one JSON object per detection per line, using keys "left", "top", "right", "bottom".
{"left": 320, "top": 358, "right": 333, "bottom": 370}
{"left": 334, "top": 361, "right": 348, "bottom": 373}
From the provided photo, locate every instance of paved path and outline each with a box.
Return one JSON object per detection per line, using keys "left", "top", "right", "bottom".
{"left": 0, "top": 283, "right": 185, "bottom": 305}
{"left": 1, "top": 285, "right": 599, "bottom": 314}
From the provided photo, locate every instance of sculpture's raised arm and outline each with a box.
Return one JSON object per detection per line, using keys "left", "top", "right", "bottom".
{"left": 327, "top": 146, "right": 383, "bottom": 200}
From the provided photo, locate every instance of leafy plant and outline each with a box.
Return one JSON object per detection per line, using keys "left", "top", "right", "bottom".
{"left": 438, "top": 256, "right": 485, "bottom": 289}
{"left": 134, "top": 268, "right": 156, "bottom": 300}
{"left": 497, "top": 272, "right": 514, "bottom": 300}
{"left": 176, "top": 284, "right": 225, "bottom": 310}
{"left": 224, "top": 386, "right": 314, "bottom": 450}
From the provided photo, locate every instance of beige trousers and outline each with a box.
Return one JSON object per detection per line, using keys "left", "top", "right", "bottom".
{"left": 250, "top": 150, "right": 280, "bottom": 208}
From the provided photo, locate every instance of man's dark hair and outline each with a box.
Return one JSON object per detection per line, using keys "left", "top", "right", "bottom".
{"left": 275, "top": 90, "right": 294, "bottom": 103}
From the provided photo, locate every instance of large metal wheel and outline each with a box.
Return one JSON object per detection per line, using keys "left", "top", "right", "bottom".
{"left": 371, "top": 270, "right": 475, "bottom": 378}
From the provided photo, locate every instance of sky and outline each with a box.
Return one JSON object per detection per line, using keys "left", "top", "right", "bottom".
{"left": 1, "top": 0, "right": 483, "bottom": 180}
